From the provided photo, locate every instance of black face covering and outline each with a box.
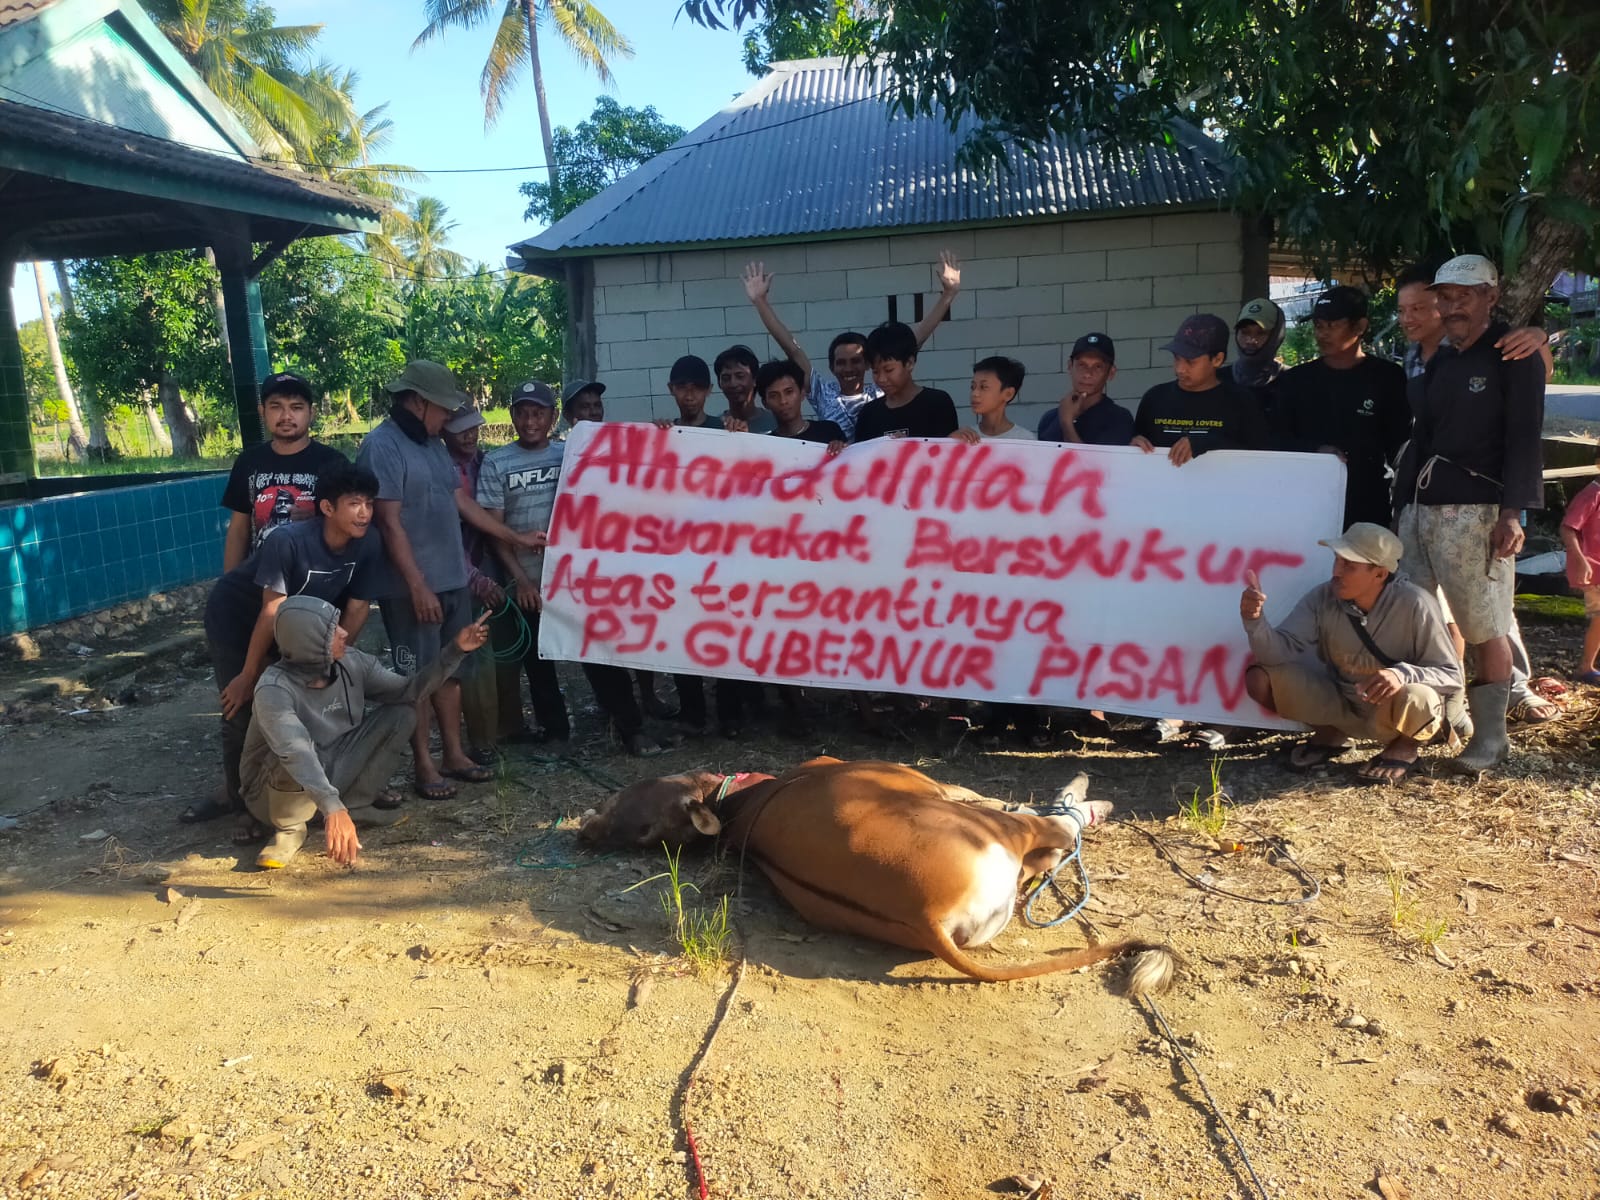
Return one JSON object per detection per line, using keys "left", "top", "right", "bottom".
{"left": 1233, "top": 313, "right": 1288, "bottom": 388}
{"left": 390, "top": 399, "right": 432, "bottom": 445}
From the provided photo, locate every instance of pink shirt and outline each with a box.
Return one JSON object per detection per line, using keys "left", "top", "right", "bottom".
{"left": 1562, "top": 480, "right": 1600, "bottom": 587}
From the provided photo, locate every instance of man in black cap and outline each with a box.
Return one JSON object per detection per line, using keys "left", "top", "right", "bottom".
{"left": 1036, "top": 333, "right": 1135, "bottom": 445}
{"left": 219, "top": 371, "right": 348, "bottom": 572}
{"left": 562, "top": 380, "right": 606, "bottom": 429}
{"left": 1271, "top": 285, "right": 1410, "bottom": 528}
{"left": 356, "top": 360, "right": 549, "bottom": 801}
{"left": 1132, "top": 314, "right": 1269, "bottom": 464}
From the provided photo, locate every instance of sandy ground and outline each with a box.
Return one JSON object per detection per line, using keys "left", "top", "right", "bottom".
{"left": 1, "top": 619, "right": 1598, "bottom": 1200}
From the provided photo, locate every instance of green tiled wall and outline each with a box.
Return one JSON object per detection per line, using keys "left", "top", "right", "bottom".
{"left": 0, "top": 475, "right": 229, "bottom": 635}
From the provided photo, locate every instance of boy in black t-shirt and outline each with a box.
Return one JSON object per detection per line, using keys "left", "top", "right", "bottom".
{"left": 1133, "top": 314, "right": 1269, "bottom": 465}
{"left": 190, "top": 463, "right": 382, "bottom": 833}
{"left": 219, "top": 371, "right": 349, "bottom": 571}
{"left": 756, "top": 359, "right": 845, "bottom": 446}
{"left": 852, "top": 322, "right": 960, "bottom": 442}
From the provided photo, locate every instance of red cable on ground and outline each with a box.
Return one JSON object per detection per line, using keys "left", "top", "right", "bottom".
{"left": 679, "top": 953, "right": 745, "bottom": 1200}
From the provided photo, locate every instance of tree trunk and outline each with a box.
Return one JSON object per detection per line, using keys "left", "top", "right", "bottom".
{"left": 157, "top": 371, "right": 200, "bottom": 457}
{"left": 523, "top": 0, "right": 561, "bottom": 210}
{"left": 142, "top": 392, "right": 171, "bottom": 455}
{"left": 204, "top": 247, "right": 232, "bottom": 364}
{"left": 51, "top": 262, "right": 111, "bottom": 455}
{"left": 1500, "top": 159, "right": 1600, "bottom": 326}
{"left": 31, "top": 262, "right": 88, "bottom": 459}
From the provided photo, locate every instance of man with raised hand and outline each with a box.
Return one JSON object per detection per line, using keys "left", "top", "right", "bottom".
{"left": 1240, "top": 523, "right": 1461, "bottom": 784}
{"left": 741, "top": 252, "right": 962, "bottom": 440}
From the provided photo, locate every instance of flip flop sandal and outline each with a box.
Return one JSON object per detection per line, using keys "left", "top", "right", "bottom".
{"left": 372, "top": 789, "right": 405, "bottom": 810}
{"left": 1354, "top": 755, "right": 1419, "bottom": 785}
{"left": 440, "top": 764, "right": 493, "bottom": 784}
{"left": 1576, "top": 670, "right": 1600, "bottom": 686}
{"left": 1191, "top": 727, "right": 1228, "bottom": 751}
{"left": 1509, "top": 699, "right": 1559, "bottom": 724}
{"left": 231, "top": 815, "right": 267, "bottom": 845}
{"left": 414, "top": 778, "right": 458, "bottom": 801}
{"left": 1286, "top": 741, "right": 1347, "bottom": 772}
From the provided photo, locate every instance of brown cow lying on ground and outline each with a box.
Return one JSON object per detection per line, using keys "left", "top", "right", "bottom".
{"left": 578, "top": 756, "right": 1175, "bottom": 992}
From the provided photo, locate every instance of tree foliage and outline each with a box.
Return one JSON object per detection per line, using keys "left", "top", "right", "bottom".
{"left": 258, "top": 239, "right": 405, "bottom": 410}
{"left": 400, "top": 271, "right": 563, "bottom": 405}
{"left": 520, "top": 96, "right": 686, "bottom": 224}
{"left": 60, "top": 254, "right": 229, "bottom": 421}
{"left": 682, "top": 0, "right": 1600, "bottom": 319}
{"left": 739, "top": 0, "right": 867, "bottom": 75}
{"left": 413, "top": 0, "right": 634, "bottom": 127}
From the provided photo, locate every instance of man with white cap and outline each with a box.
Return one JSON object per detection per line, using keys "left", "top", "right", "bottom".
{"left": 357, "top": 360, "right": 548, "bottom": 800}
{"left": 1240, "top": 522, "right": 1462, "bottom": 783}
{"left": 1391, "top": 255, "right": 1546, "bottom": 775}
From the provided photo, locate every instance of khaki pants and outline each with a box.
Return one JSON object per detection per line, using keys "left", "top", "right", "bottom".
{"left": 1261, "top": 662, "right": 1444, "bottom": 743}
{"left": 245, "top": 705, "right": 416, "bottom": 833}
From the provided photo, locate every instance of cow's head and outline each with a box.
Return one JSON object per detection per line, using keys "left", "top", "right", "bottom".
{"left": 577, "top": 771, "right": 730, "bottom": 850}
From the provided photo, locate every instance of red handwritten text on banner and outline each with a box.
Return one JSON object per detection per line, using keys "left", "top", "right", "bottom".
{"left": 539, "top": 424, "right": 1347, "bottom": 729}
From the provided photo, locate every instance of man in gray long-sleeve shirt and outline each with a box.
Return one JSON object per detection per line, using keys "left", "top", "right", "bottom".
{"left": 1241, "top": 523, "right": 1462, "bottom": 784}
{"left": 1391, "top": 254, "right": 1545, "bottom": 776}
{"left": 241, "top": 595, "right": 490, "bottom": 869}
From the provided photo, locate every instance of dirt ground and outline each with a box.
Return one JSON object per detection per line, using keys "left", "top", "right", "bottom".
{"left": 2, "top": 614, "right": 1598, "bottom": 1200}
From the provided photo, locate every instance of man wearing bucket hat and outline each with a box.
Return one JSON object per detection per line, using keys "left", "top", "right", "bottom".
{"left": 356, "top": 360, "right": 549, "bottom": 801}
{"left": 1240, "top": 522, "right": 1462, "bottom": 784}
{"left": 1391, "top": 255, "right": 1546, "bottom": 776}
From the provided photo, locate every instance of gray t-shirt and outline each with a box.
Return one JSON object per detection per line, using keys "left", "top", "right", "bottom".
{"left": 355, "top": 418, "right": 467, "bottom": 597}
{"left": 727, "top": 407, "right": 778, "bottom": 434}
{"left": 478, "top": 440, "right": 566, "bottom": 581}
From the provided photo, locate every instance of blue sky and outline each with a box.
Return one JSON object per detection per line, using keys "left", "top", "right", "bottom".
{"left": 13, "top": 0, "right": 757, "bottom": 319}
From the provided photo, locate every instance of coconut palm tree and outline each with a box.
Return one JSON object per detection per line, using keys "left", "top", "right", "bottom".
{"left": 397, "top": 197, "right": 469, "bottom": 283}
{"left": 146, "top": 0, "right": 356, "bottom": 161}
{"left": 413, "top": 1, "right": 633, "bottom": 206}
{"left": 30, "top": 263, "right": 88, "bottom": 459}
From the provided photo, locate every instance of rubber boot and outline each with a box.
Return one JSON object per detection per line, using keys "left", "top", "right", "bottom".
{"left": 1445, "top": 680, "right": 1511, "bottom": 776}
{"left": 255, "top": 824, "right": 307, "bottom": 869}
{"left": 1443, "top": 690, "right": 1473, "bottom": 742}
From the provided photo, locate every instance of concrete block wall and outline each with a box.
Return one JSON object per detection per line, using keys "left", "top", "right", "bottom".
{"left": 586, "top": 211, "right": 1245, "bottom": 432}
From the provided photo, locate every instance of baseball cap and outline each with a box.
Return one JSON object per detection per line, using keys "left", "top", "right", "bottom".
{"left": 1070, "top": 333, "right": 1116, "bottom": 364}
{"left": 386, "top": 360, "right": 467, "bottom": 411}
{"left": 1310, "top": 286, "right": 1369, "bottom": 323}
{"left": 1160, "top": 314, "right": 1231, "bottom": 360}
{"left": 1235, "top": 298, "right": 1282, "bottom": 330}
{"left": 1430, "top": 254, "right": 1498, "bottom": 288}
{"left": 1318, "top": 522, "right": 1403, "bottom": 572}
{"left": 562, "top": 379, "right": 607, "bottom": 406}
{"left": 669, "top": 355, "right": 712, "bottom": 388}
{"left": 443, "top": 405, "right": 486, "bottom": 434}
{"left": 260, "top": 371, "right": 313, "bottom": 402}
{"left": 510, "top": 380, "right": 558, "bottom": 409}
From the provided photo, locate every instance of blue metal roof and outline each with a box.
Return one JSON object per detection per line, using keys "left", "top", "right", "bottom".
{"left": 512, "top": 58, "right": 1230, "bottom": 259}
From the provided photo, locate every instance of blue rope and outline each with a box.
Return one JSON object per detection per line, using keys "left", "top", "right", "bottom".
{"left": 1020, "top": 806, "right": 1091, "bottom": 929}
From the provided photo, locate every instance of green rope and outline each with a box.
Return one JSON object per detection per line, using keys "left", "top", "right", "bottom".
{"left": 478, "top": 596, "right": 534, "bottom": 661}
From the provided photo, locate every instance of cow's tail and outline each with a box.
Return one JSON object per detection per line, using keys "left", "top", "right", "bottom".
{"left": 926, "top": 924, "right": 1178, "bottom": 994}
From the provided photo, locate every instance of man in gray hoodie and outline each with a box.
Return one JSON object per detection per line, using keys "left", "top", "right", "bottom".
{"left": 241, "top": 595, "right": 489, "bottom": 868}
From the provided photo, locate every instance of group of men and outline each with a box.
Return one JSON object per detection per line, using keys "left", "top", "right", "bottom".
{"left": 191, "top": 248, "right": 1550, "bottom": 866}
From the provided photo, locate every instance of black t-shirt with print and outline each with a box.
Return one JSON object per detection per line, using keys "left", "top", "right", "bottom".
{"left": 774, "top": 419, "right": 845, "bottom": 445}
{"left": 851, "top": 388, "right": 960, "bottom": 443}
{"left": 1133, "top": 381, "right": 1269, "bottom": 456}
{"left": 220, "top": 440, "right": 349, "bottom": 551}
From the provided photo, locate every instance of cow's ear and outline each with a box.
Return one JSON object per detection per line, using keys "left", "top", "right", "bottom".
{"left": 687, "top": 802, "right": 722, "bottom": 837}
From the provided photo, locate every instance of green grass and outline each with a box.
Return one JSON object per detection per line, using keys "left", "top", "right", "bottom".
{"left": 1516, "top": 593, "right": 1586, "bottom": 623}
{"left": 643, "top": 845, "right": 733, "bottom": 974}
{"left": 1180, "top": 755, "right": 1231, "bottom": 839}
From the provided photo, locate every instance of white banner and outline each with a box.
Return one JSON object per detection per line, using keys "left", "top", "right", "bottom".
{"left": 539, "top": 423, "right": 1346, "bottom": 729}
